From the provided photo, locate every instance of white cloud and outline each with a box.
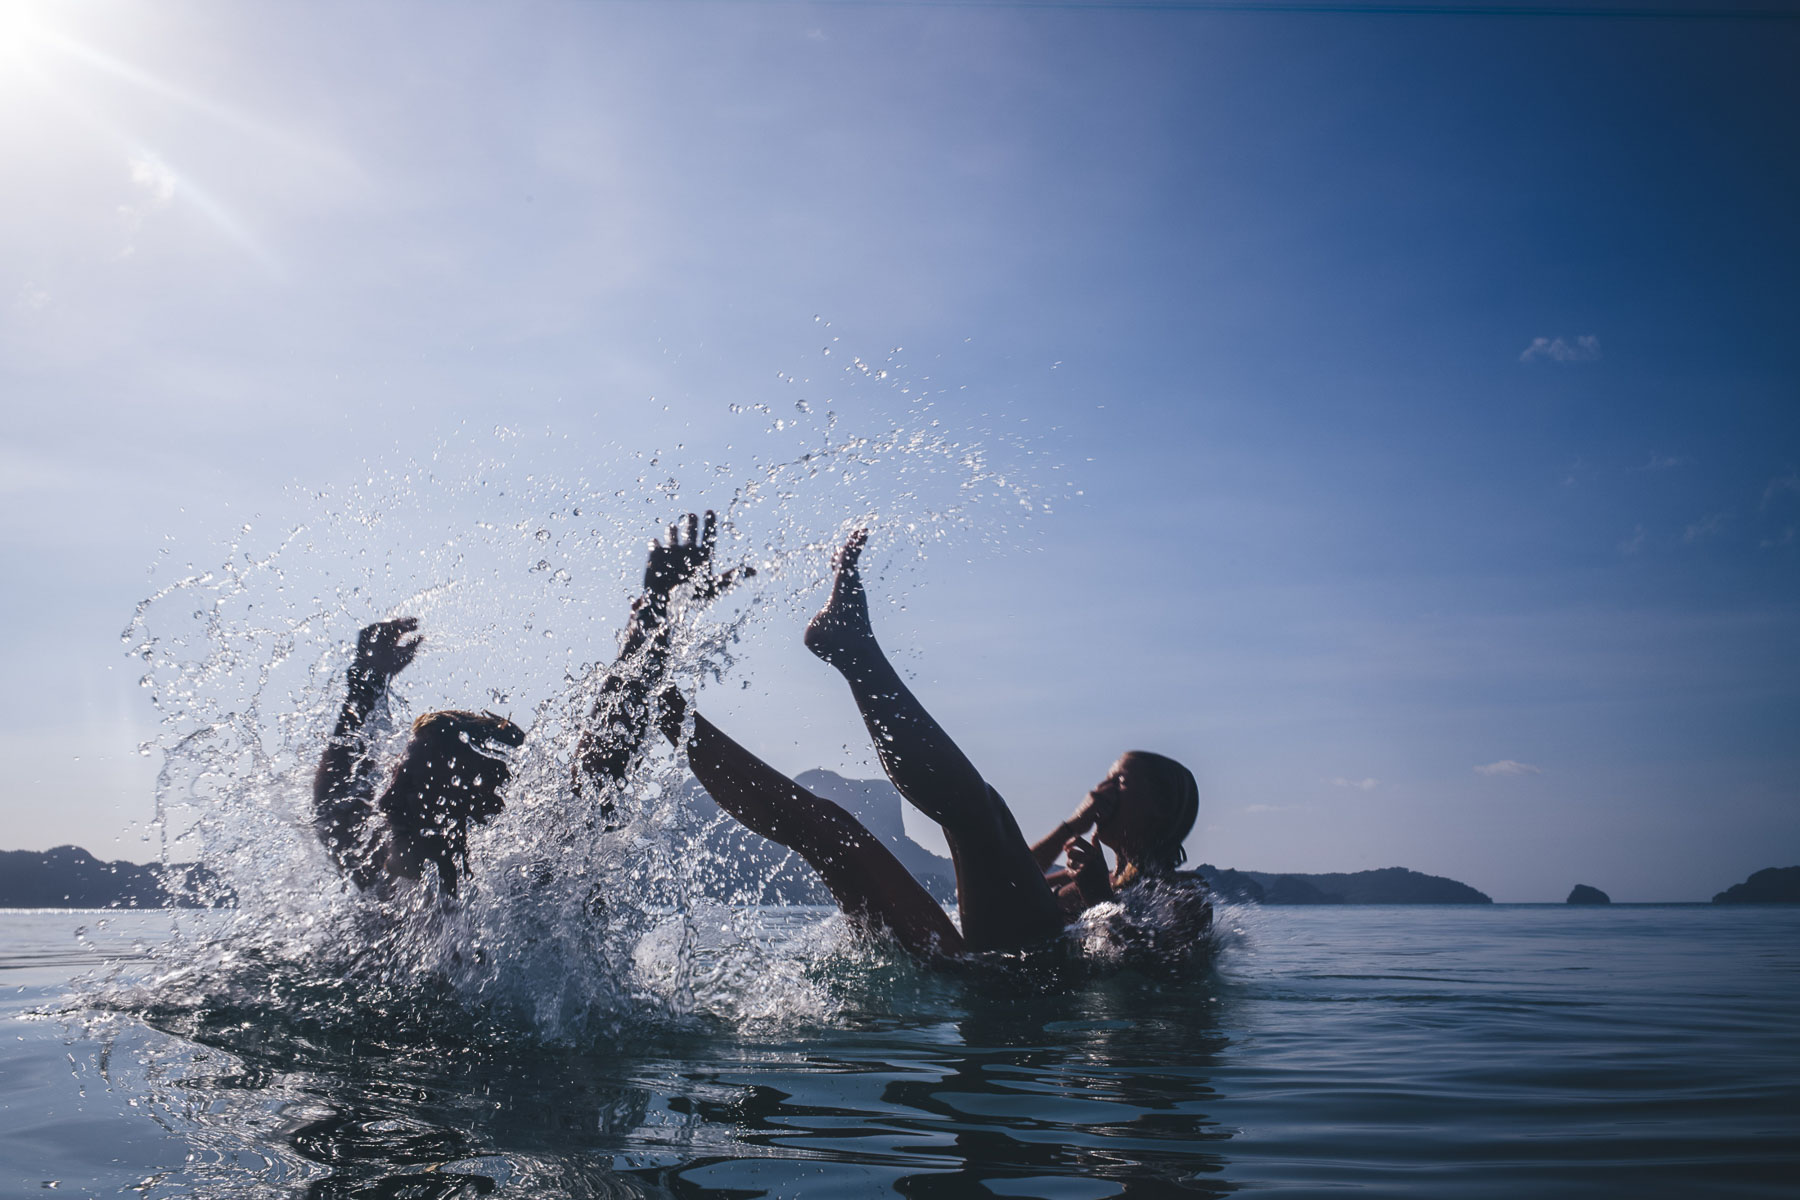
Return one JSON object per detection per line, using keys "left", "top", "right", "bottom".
{"left": 1329, "top": 776, "right": 1378, "bottom": 791}
{"left": 1642, "top": 453, "right": 1686, "bottom": 471}
{"left": 1475, "top": 760, "right": 1542, "bottom": 777}
{"left": 1618, "top": 524, "right": 1647, "bottom": 556}
{"left": 1764, "top": 471, "right": 1800, "bottom": 506}
{"left": 118, "top": 153, "right": 179, "bottom": 258}
{"left": 1683, "top": 513, "right": 1727, "bottom": 543}
{"left": 129, "top": 153, "right": 178, "bottom": 206}
{"left": 1520, "top": 335, "right": 1602, "bottom": 364}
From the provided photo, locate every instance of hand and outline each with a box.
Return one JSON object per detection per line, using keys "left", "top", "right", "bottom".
{"left": 643, "top": 510, "right": 755, "bottom": 605}
{"left": 1069, "top": 787, "right": 1118, "bottom": 833}
{"left": 351, "top": 617, "right": 421, "bottom": 690}
{"left": 1064, "top": 835, "right": 1112, "bottom": 897}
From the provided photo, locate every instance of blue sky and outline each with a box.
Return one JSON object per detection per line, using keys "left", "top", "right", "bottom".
{"left": 2, "top": 0, "right": 1795, "bottom": 900}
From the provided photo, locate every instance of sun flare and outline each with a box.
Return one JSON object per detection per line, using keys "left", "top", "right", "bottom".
{"left": 0, "top": 2, "right": 44, "bottom": 71}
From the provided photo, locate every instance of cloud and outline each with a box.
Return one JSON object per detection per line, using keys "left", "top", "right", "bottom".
{"left": 1475, "top": 760, "right": 1542, "bottom": 777}
{"left": 1765, "top": 471, "right": 1800, "bottom": 506}
{"left": 1329, "top": 776, "right": 1378, "bottom": 791}
{"left": 1618, "top": 524, "right": 1647, "bottom": 556}
{"left": 1682, "top": 513, "right": 1727, "bottom": 543}
{"left": 1642, "top": 453, "right": 1686, "bottom": 471}
{"left": 129, "top": 152, "right": 178, "bottom": 206}
{"left": 118, "top": 153, "right": 179, "bottom": 257}
{"left": 1520, "top": 335, "right": 1602, "bottom": 364}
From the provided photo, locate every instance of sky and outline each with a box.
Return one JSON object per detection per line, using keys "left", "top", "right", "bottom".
{"left": 1, "top": 0, "right": 1796, "bottom": 902}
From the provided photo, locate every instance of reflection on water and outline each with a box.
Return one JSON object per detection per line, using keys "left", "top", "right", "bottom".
{"left": 16, "top": 906, "right": 1800, "bottom": 1197}
{"left": 105, "top": 935, "right": 1233, "bottom": 1198}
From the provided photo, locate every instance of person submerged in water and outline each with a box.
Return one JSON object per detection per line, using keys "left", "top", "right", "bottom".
{"left": 660, "top": 528, "right": 1210, "bottom": 965}
{"left": 312, "top": 512, "right": 750, "bottom": 898}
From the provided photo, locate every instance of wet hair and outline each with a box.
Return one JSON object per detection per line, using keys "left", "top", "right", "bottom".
{"left": 379, "top": 710, "right": 525, "bottom": 891}
{"left": 1112, "top": 750, "right": 1199, "bottom": 888}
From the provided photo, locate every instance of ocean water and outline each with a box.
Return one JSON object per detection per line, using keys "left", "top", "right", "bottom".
{"left": 4, "top": 903, "right": 1796, "bottom": 1198}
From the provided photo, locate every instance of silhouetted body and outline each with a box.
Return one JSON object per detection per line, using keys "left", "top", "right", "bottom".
{"left": 667, "top": 530, "right": 1209, "bottom": 965}
{"left": 313, "top": 512, "right": 748, "bottom": 898}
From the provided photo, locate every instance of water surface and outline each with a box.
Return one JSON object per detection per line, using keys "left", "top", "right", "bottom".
{"left": 5, "top": 904, "right": 1795, "bottom": 1197}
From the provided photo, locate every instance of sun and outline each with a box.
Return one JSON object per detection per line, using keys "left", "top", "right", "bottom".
{"left": 0, "top": 3, "right": 36, "bottom": 59}
{"left": 0, "top": 0, "right": 56, "bottom": 86}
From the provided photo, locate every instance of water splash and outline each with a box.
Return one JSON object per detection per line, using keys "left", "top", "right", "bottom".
{"left": 105, "top": 372, "right": 1069, "bottom": 1045}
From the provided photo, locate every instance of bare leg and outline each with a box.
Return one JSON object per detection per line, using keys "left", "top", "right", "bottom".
{"left": 685, "top": 713, "right": 965, "bottom": 962}
{"left": 804, "top": 531, "right": 1065, "bottom": 953}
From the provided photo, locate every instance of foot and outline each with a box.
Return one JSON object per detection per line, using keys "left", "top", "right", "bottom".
{"left": 804, "top": 528, "right": 876, "bottom": 668}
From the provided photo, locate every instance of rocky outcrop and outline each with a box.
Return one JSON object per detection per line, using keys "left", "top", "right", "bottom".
{"left": 1712, "top": 866, "right": 1800, "bottom": 904}
{"left": 669, "top": 770, "right": 957, "bottom": 906}
{"left": 1566, "top": 884, "right": 1610, "bottom": 904}
{"left": 0, "top": 846, "right": 224, "bottom": 908}
{"left": 1194, "top": 864, "right": 1491, "bottom": 904}
{"left": 1191, "top": 866, "right": 1265, "bottom": 904}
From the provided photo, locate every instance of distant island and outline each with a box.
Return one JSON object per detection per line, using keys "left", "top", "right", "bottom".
{"left": 17, "top": 786, "right": 1790, "bottom": 910}
{"left": 0, "top": 846, "right": 220, "bottom": 908}
{"left": 0, "top": 772, "right": 954, "bottom": 911}
{"left": 1196, "top": 863, "right": 1492, "bottom": 904}
{"left": 1712, "top": 866, "right": 1800, "bottom": 904}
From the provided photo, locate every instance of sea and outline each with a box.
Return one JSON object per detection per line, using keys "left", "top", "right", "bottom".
{"left": 4, "top": 902, "right": 1795, "bottom": 1198}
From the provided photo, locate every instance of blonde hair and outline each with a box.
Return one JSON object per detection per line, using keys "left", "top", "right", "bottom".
{"left": 1109, "top": 750, "right": 1199, "bottom": 889}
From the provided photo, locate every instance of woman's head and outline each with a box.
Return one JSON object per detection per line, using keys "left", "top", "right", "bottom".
{"left": 1089, "top": 750, "right": 1199, "bottom": 883}
{"left": 379, "top": 710, "right": 525, "bottom": 890}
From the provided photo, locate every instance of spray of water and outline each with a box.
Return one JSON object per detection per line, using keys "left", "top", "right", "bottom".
{"left": 101, "top": 357, "right": 1073, "bottom": 1044}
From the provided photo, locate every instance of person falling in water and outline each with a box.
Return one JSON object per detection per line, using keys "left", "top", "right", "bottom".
{"left": 315, "top": 514, "right": 1206, "bottom": 965}
{"left": 312, "top": 512, "right": 749, "bottom": 899}
{"left": 660, "top": 528, "right": 1210, "bottom": 965}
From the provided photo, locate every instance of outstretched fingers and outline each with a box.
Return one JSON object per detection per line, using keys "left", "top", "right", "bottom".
{"left": 644, "top": 510, "right": 757, "bottom": 603}
{"left": 356, "top": 616, "right": 422, "bottom": 680}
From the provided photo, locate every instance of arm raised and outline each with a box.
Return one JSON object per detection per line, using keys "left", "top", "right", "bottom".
{"left": 573, "top": 511, "right": 754, "bottom": 811}
{"left": 313, "top": 618, "right": 420, "bottom": 886}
